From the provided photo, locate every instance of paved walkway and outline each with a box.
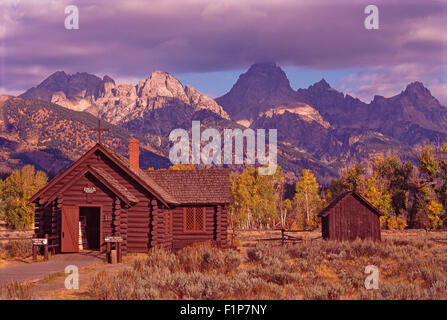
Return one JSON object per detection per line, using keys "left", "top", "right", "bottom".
{"left": 0, "top": 251, "right": 105, "bottom": 285}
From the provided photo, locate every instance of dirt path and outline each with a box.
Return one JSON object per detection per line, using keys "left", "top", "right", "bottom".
{"left": 0, "top": 251, "right": 104, "bottom": 285}
{"left": 31, "top": 262, "right": 131, "bottom": 300}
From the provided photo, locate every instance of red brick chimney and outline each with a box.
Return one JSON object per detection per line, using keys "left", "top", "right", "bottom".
{"left": 129, "top": 139, "right": 139, "bottom": 172}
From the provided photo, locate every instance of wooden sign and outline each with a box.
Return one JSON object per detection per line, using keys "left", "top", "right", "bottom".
{"left": 105, "top": 236, "right": 123, "bottom": 242}
{"left": 32, "top": 238, "right": 48, "bottom": 245}
{"left": 83, "top": 187, "right": 96, "bottom": 194}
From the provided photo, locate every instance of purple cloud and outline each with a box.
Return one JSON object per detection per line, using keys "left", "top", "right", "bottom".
{"left": 1, "top": 0, "right": 446, "bottom": 102}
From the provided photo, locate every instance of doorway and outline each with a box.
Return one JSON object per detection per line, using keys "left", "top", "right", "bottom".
{"left": 79, "top": 206, "right": 101, "bottom": 250}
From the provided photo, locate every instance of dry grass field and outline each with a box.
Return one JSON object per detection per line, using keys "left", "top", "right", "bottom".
{"left": 1, "top": 229, "right": 447, "bottom": 300}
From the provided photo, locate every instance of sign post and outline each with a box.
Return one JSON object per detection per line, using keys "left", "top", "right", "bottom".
{"left": 105, "top": 236, "right": 123, "bottom": 264}
{"left": 32, "top": 234, "right": 49, "bottom": 262}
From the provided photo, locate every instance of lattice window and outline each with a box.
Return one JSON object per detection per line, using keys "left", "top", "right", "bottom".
{"left": 184, "top": 207, "right": 205, "bottom": 232}
{"left": 185, "top": 208, "right": 195, "bottom": 231}
{"left": 195, "top": 208, "right": 204, "bottom": 230}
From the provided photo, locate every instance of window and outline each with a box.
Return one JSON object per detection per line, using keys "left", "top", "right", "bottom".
{"left": 184, "top": 207, "right": 205, "bottom": 232}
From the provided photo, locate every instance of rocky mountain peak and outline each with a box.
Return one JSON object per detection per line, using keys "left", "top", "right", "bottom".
{"left": 20, "top": 70, "right": 231, "bottom": 123}
{"left": 136, "top": 71, "right": 189, "bottom": 104}
{"left": 402, "top": 81, "right": 431, "bottom": 97}
{"left": 40, "top": 71, "right": 68, "bottom": 85}
{"left": 102, "top": 75, "right": 115, "bottom": 84}
{"left": 23, "top": 71, "right": 70, "bottom": 101}
{"left": 314, "top": 78, "right": 331, "bottom": 89}
{"left": 242, "top": 62, "right": 293, "bottom": 93}
{"left": 216, "top": 62, "right": 299, "bottom": 121}
{"left": 184, "top": 85, "right": 230, "bottom": 119}
{"left": 247, "top": 61, "right": 280, "bottom": 72}
{"left": 303, "top": 78, "right": 335, "bottom": 95}
{"left": 372, "top": 95, "right": 385, "bottom": 103}
{"left": 296, "top": 78, "right": 349, "bottom": 119}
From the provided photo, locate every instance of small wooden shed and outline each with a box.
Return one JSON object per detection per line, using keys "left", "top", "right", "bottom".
{"left": 318, "top": 191, "right": 383, "bottom": 241}
{"left": 30, "top": 140, "right": 230, "bottom": 254}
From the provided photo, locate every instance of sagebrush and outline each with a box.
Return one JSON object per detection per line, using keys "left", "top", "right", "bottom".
{"left": 88, "top": 239, "right": 447, "bottom": 300}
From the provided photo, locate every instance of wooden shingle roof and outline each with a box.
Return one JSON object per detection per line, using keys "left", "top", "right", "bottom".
{"left": 146, "top": 169, "right": 231, "bottom": 205}
{"left": 103, "top": 145, "right": 178, "bottom": 204}
{"left": 89, "top": 166, "right": 139, "bottom": 204}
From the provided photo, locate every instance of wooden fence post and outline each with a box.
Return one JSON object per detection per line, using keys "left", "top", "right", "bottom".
{"left": 32, "top": 234, "right": 37, "bottom": 262}
{"left": 106, "top": 242, "right": 111, "bottom": 263}
{"left": 281, "top": 228, "right": 285, "bottom": 246}
{"left": 44, "top": 234, "right": 49, "bottom": 261}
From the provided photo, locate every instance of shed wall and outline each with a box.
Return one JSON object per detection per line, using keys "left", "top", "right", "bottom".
{"left": 323, "top": 194, "right": 381, "bottom": 241}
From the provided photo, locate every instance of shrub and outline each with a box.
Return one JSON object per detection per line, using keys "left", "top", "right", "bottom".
{"left": 303, "top": 281, "right": 345, "bottom": 300}
{"left": 177, "top": 243, "right": 228, "bottom": 273}
{"left": 425, "top": 280, "right": 447, "bottom": 299}
{"left": 295, "top": 259, "right": 312, "bottom": 273}
{"left": 88, "top": 236, "right": 447, "bottom": 300}
{"left": 247, "top": 244, "right": 265, "bottom": 262}
{"left": 339, "top": 269, "right": 365, "bottom": 290}
{"left": 1, "top": 281, "right": 34, "bottom": 300}
{"left": 5, "top": 240, "right": 32, "bottom": 258}
{"left": 223, "top": 250, "right": 241, "bottom": 274}
{"left": 383, "top": 216, "right": 407, "bottom": 230}
{"left": 139, "top": 247, "right": 179, "bottom": 272}
{"left": 378, "top": 283, "right": 422, "bottom": 300}
{"left": 421, "top": 268, "right": 447, "bottom": 287}
{"left": 249, "top": 265, "right": 299, "bottom": 285}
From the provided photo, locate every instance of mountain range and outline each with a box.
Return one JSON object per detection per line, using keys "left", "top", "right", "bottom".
{"left": 1, "top": 62, "right": 445, "bottom": 183}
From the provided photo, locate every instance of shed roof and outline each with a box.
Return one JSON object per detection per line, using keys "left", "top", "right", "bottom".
{"left": 146, "top": 169, "right": 231, "bottom": 204}
{"left": 318, "top": 191, "right": 384, "bottom": 217}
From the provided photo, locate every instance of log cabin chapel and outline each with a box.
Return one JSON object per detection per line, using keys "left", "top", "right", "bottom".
{"left": 30, "top": 134, "right": 230, "bottom": 255}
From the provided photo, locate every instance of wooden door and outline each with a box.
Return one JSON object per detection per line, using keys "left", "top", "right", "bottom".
{"left": 61, "top": 206, "right": 79, "bottom": 252}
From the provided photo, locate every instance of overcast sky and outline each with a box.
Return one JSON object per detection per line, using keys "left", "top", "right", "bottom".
{"left": 1, "top": 0, "right": 446, "bottom": 104}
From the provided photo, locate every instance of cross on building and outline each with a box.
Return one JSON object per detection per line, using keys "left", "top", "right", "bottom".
{"left": 90, "top": 119, "right": 109, "bottom": 144}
